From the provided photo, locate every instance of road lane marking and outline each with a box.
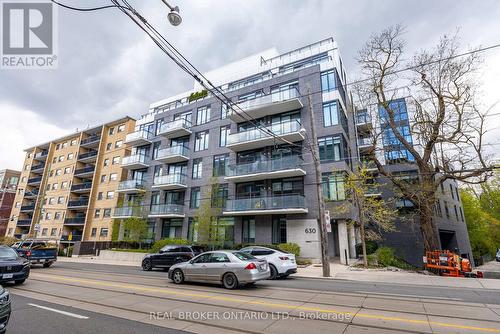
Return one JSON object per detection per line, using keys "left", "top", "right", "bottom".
{"left": 30, "top": 273, "right": 500, "bottom": 333}
{"left": 28, "top": 303, "right": 89, "bottom": 319}
{"left": 355, "top": 290, "right": 463, "bottom": 301}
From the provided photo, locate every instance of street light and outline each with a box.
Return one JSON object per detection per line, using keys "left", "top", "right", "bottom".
{"left": 161, "top": 0, "right": 182, "bottom": 26}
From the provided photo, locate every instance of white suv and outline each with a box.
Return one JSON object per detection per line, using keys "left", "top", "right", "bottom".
{"left": 240, "top": 246, "right": 297, "bottom": 279}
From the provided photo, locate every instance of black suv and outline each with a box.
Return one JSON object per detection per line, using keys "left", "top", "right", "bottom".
{"left": 141, "top": 245, "right": 205, "bottom": 271}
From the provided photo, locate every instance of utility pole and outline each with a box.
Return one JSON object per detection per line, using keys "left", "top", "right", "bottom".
{"left": 306, "top": 87, "right": 330, "bottom": 277}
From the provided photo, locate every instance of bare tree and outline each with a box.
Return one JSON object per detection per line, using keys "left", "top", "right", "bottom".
{"left": 357, "top": 25, "right": 494, "bottom": 251}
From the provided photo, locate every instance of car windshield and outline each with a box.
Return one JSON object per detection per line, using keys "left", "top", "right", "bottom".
{"left": 191, "top": 246, "right": 205, "bottom": 253}
{"left": 232, "top": 252, "right": 256, "bottom": 261}
{"left": 0, "top": 248, "right": 19, "bottom": 260}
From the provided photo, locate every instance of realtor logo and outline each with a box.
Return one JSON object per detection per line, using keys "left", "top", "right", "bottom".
{"left": 1, "top": 0, "right": 58, "bottom": 69}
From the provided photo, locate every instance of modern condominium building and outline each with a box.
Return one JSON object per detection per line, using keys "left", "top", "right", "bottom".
{"left": 0, "top": 169, "right": 21, "bottom": 237}
{"left": 5, "top": 117, "right": 136, "bottom": 244}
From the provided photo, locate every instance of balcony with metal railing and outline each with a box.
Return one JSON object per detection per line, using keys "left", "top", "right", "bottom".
{"left": 152, "top": 174, "right": 187, "bottom": 190}
{"left": 356, "top": 111, "right": 373, "bottom": 132}
{"left": 158, "top": 118, "right": 192, "bottom": 138}
{"left": 27, "top": 176, "right": 42, "bottom": 185}
{"left": 78, "top": 150, "right": 98, "bottom": 162}
{"left": 358, "top": 137, "right": 375, "bottom": 152}
{"left": 223, "top": 194, "right": 308, "bottom": 216}
{"left": 364, "top": 185, "right": 382, "bottom": 197}
{"left": 112, "top": 206, "right": 144, "bottom": 218}
{"left": 20, "top": 204, "right": 35, "bottom": 212}
{"left": 225, "top": 156, "right": 306, "bottom": 182}
{"left": 71, "top": 182, "right": 92, "bottom": 193}
{"left": 16, "top": 219, "right": 32, "bottom": 226}
{"left": 122, "top": 154, "right": 150, "bottom": 169}
{"left": 64, "top": 217, "right": 86, "bottom": 226}
{"left": 24, "top": 190, "right": 39, "bottom": 198}
{"left": 34, "top": 150, "right": 48, "bottom": 161}
{"left": 80, "top": 135, "right": 101, "bottom": 148}
{"left": 227, "top": 120, "right": 305, "bottom": 152}
{"left": 148, "top": 204, "right": 185, "bottom": 218}
{"left": 30, "top": 163, "right": 45, "bottom": 174}
{"left": 124, "top": 129, "right": 153, "bottom": 146}
{"left": 60, "top": 234, "right": 82, "bottom": 242}
{"left": 67, "top": 198, "right": 89, "bottom": 209}
{"left": 156, "top": 146, "right": 190, "bottom": 164}
{"left": 229, "top": 87, "right": 303, "bottom": 123}
{"left": 117, "top": 179, "right": 146, "bottom": 194}
{"left": 74, "top": 166, "right": 95, "bottom": 178}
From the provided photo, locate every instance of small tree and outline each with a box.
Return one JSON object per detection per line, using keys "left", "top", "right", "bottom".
{"left": 340, "top": 167, "right": 398, "bottom": 267}
{"left": 193, "top": 178, "right": 224, "bottom": 250}
{"left": 122, "top": 217, "right": 149, "bottom": 245}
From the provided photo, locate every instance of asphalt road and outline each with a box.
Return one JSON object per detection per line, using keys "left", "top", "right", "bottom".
{"left": 8, "top": 294, "right": 187, "bottom": 334}
{"left": 50, "top": 261, "right": 500, "bottom": 305}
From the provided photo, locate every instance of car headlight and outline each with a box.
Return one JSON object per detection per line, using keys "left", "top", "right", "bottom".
{"left": 0, "top": 291, "right": 10, "bottom": 305}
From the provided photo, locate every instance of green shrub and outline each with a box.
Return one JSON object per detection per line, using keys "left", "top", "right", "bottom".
{"left": 375, "top": 247, "right": 395, "bottom": 266}
{"left": 355, "top": 240, "right": 378, "bottom": 256}
{"left": 150, "top": 238, "right": 189, "bottom": 253}
{"left": 296, "top": 258, "right": 312, "bottom": 266}
{"left": 277, "top": 243, "right": 301, "bottom": 257}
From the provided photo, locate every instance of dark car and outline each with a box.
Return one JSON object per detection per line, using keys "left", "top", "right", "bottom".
{"left": 0, "top": 286, "right": 11, "bottom": 334}
{"left": 142, "top": 245, "right": 205, "bottom": 271}
{"left": 0, "top": 246, "right": 30, "bottom": 285}
{"left": 11, "top": 240, "right": 57, "bottom": 267}
{"left": 496, "top": 249, "right": 500, "bottom": 262}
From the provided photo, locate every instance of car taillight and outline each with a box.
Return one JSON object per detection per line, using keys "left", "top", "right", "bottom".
{"left": 26, "top": 251, "right": 31, "bottom": 257}
{"left": 279, "top": 256, "right": 289, "bottom": 261}
{"left": 245, "top": 263, "right": 257, "bottom": 270}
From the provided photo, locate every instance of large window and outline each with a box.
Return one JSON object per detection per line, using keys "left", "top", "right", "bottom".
{"left": 161, "top": 219, "right": 183, "bottom": 239}
{"left": 219, "top": 125, "right": 230, "bottom": 147}
{"left": 321, "top": 69, "right": 337, "bottom": 92}
{"left": 196, "top": 105, "right": 211, "bottom": 125}
{"left": 194, "top": 131, "right": 209, "bottom": 151}
{"left": 323, "top": 101, "right": 339, "bottom": 127}
{"left": 221, "top": 103, "right": 230, "bottom": 119}
{"left": 272, "top": 216, "right": 287, "bottom": 244}
{"left": 174, "top": 111, "right": 192, "bottom": 124}
{"left": 322, "top": 173, "right": 346, "bottom": 201}
{"left": 318, "top": 135, "right": 344, "bottom": 162}
{"left": 211, "top": 184, "right": 228, "bottom": 208}
{"left": 192, "top": 158, "right": 203, "bottom": 179}
{"left": 242, "top": 217, "right": 255, "bottom": 243}
{"left": 190, "top": 187, "right": 201, "bottom": 209}
{"left": 213, "top": 154, "right": 229, "bottom": 177}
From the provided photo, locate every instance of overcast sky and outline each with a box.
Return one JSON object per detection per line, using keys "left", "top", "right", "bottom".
{"left": 1, "top": 0, "right": 499, "bottom": 170}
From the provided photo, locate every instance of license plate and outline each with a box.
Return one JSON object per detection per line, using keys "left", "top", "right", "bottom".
{"left": 3, "top": 274, "right": 13, "bottom": 279}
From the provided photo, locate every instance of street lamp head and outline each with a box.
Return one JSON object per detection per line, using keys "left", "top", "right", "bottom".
{"left": 167, "top": 6, "right": 182, "bottom": 26}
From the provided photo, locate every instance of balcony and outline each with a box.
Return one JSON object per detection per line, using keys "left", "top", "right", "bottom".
{"left": 27, "top": 177, "right": 42, "bottom": 185}
{"left": 71, "top": 182, "right": 92, "bottom": 193}
{"left": 227, "top": 121, "right": 305, "bottom": 152}
{"left": 156, "top": 146, "right": 190, "bottom": 164}
{"left": 152, "top": 174, "right": 187, "bottom": 190}
{"left": 356, "top": 112, "right": 373, "bottom": 132}
{"left": 364, "top": 186, "right": 382, "bottom": 198}
{"left": 223, "top": 194, "right": 308, "bottom": 216}
{"left": 80, "top": 135, "right": 100, "bottom": 148}
{"left": 122, "top": 154, "right": 150, "bottom": 170}
{"left": 74, "top": 166, "right": 95, "bottom": 178}
{"left": 225, "top": 156, "right": 306, "bottom": 182}
{"left": 358, "top": 137, "right": 375, "bottom": 152}
{"left": 78, "top": 150, "right": 98, "bottom": 163}
{"left": 67, "top": 199, "right": 89, "bottom": 209}
{"left": 112, "top": 206, "right": 143, "bottom": 219}
{"left": 117, "top": 180, "right": 146, "bottom": 194}
{"left": 34, "top": 151, "right": 48, "bottom": 161}
{"left": 30, "top": 163, "right": 45, "bottom": 174}
{"left": 148, "top": 204, "right": 185, "bottom": 218}
{"left": 64, "top": 217, "right": 86, "bottom": 226}
{"left": 20, "top": 205, "right": 35, "bottom": 212}
{"left": 16, "top": 219, "right": 32, "bottom": 226}
{"left": 124, "top": 129, "right": 153, "bottom": 146}
{"left": 229, "top": 87, "right": 303, "bottom": 123}
{"left": 24, "top": 190, "right": 39, "bottom": 199}
{"left": 360, "top": 160, "right": 378, "bottom": 172}
{"left": 60, "top": 234, "right": 82, "bottom": 242}
{"left": 158, "top": 119, "right": 192, "bottom": 138}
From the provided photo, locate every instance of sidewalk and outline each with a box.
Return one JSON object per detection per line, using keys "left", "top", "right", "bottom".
{"left": 58, "top": 256, "right": 500, "bottom": 289}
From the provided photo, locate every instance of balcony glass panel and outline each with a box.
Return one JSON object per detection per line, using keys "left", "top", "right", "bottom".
{"left": 149, "top": 204, "right": 184, "bottom": 216}
{"left": 225, "top": 194, "right": 306, "bottom": 212}
{"left": 71, "top": 182, "right": 92, "bottom": 191}
{"left": 74, "top": 166, "right": 95, "bottom": 175}
{"left": 235, "top": 87, "right": 299, "bottom": 111}
{"left": 156, "top": 146, "right": 190, "bottom": 159}
{"left": 118, "top": 180, "right": 146, "bottom": 191}
{"left": 27, "top": 177, "right": 42, "bottom": 184}
{"left": 122, "top": 154, "right": 149, "bottom": 165}
{"left": 159, "top": 119, "right": 192, "bottom": 134}
{"left": 125, "top": 129, "right": 153, "bottom": 142}
{"left": 153, "top": 174, "right": 187, "bottom": 186}
{"left": 81, "top": 136, "right": 100, "bottom": 145}
{"left": 78, "top": 151, "right": 98, "bottom": 160}
{"left": 113, "top": 206, "right": 143, "bottom": 217}
{"left": 227, "top": 120, "right": 301, "bottom": 146}
{"left": 228, "top": 156, "right": 304, "bottom": 177}
{"left": 68, "top": 199, "right": 89, "bottom": 207}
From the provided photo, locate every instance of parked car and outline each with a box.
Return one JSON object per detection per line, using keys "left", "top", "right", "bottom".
{"left": 0, "top": 286, "right": 11, "bottom": 334}
{"left": 496, "top": 249, "right": 500, "bottom": 262}
{"left": 168, "top": 250, "right": 270, "bottom": 289}
{"left": 240, "top": 246, "right": 297, "bottom": 279}
{"left": 142, "top": 245, "right": 205, "bottom": 271}
{"left": 0, "top": 245, "right": 30, "bottom": 285}
{"left": 11, "top": 239, "right": 57, "bottom": 267}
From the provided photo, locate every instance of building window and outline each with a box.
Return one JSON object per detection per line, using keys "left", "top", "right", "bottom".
{"left": 61, "top": 181, "right": 69, "bottom": 189}
{"left": 104, "top": 158, "right": 110, "bottom": 166}
{"left": 460, "top": 207, "right": 464, "bottom": 222}
{"left": 272, "top": 216, "right": 287, "bottom": 244}
{"left": 91, "top": 228, "right": 97, "bottom": 237}
{"left": 57, "top": 196, "right": 64, "bottom": 204}
{"left": 115, "top": 140, "right": 123, "bottom": 148}
{"left": 118, "top": 124, "right": 125, "bottom": 132}
{"left": 219, "top": 125, "right": 230, "bottom": 147}
{"left": 71, "top": 139, "right": 77, "bottom": 146}
{"left": 194, "top": 131, "right": 209, "bottom": 151}
{"left": 101, "top": 175, "right": 106, "bottom": 183}
{"left": 454, "top": 205, "right": 459, "bottom": 221}
{"left": 51, "top": 228, "right": 57, "bottom": 236}
{"left": 211, "top": 184, "right": 228, "bottom": 208}
{"left": 100, "top": 228, "right": 109, "bottom": 237}
{"left": 48, "top": 197, "right": 55, "bottom": 204}
{"left": 322, "top": 173, "right": 346, "bottom": 201}
{"left": 321, "top": 69, "right": 337, "bottom": 92}
{"left": 55, "top": 169, "right": 62, "bottom": 176}
{"left": 435, "top": 200, "right": 443, "bottom": 217}
{"left": 221, "top": 103, "right": 229, "bottom": 119}
{"left": 55, "top": 212, "right": 62, "bottom": 220}
{"left": 112, "top": 156, "right": 120, "bottom": 165}
{"left": 58, "top": 155, "right": 64, "bottom": 162}
{"left": 323, "top": 101, "right": 339, "bottom": 127}
{"left": 444, "top": 201, "right": 450, "bottom": 219}
{"left": 103, "top": 209, "right": 111, "bottom": 218}
{"left": 97, "top": 192, "right": 103, "bottom": 200}
{"left": 196, "top": 105, "right": 211, "bottom": 125}
{"left": 106, "top": 191, "right": 114, "bottom": 199}
{"left": 106, "top": 143, "right": 112, "bottom": 151}
{"left": 94, "top": 209, "right": 101, "bottom": 218}
{"left": 109, "top": 127, "right": 115, "bottom": 135}
{"left": 41, "top": 228, "right": 48, "bottom": 236}
{"left": 242, "top": 217, "right": 255, "bottom": 243}
{"left": 64, "top": 167, "right": 71, "bottom": 174}
{"left": 318, "top": 135, "right": 343, "bottom": 162}
{"left": 213, "top": 154, "right": 229, "bottom": 177}
{"left": 110, "top": 173, "right": 118, "bottom": 181}
{"left": 45, "top": 212, "right": 52, "bottom": 220}
{"left": 62, "top": 142, "right": 68, "bottom": 148}
{"left": 67, "top": 153, "right": 74, "bottom": 160}
{"left": 192, "top": 158, "right": 203, "bottom": 179}
{"left": 56, "top": 144, "right": 60, "bottom": 150}
{"left": 190, "top": 187, "right": 201, "bottom": 209}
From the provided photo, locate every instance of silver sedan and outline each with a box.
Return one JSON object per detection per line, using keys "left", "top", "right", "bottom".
{"left": 168, "top": 250, "right": 270, "bottom": 289}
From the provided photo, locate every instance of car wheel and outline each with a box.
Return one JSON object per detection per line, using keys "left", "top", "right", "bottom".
{"left": 268, "top": 264, "right": 278, "bottom": 280}
{"left": 14, "top": 279, "right": 26, "bottom": 285}
{"left": 43, "top": 262, "right": 52, "bottom": 268}
{"left": 172, "top": 269, "right": 184, "bottom": 284}
{"left": 222, "top": 272, "right": 239, "bottom": 289}
{"left": 142, "top": 259, "right": 153, "bottom": 271}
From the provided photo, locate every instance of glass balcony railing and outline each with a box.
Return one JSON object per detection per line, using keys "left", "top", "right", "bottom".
{"left": 156, "top": 146, "right": 190, "bottom": 160}
{"left": 235, "top": 87, "right": 300, "bottom": 112}
{"left": 356, "top": 113, "right": 372, "bottom": 125}
{"left": 125, "top": 129, "right": 153, "bottom": 143}
{"left": 227, "top": 155, "right": 304, "bottom": 177}
{"left": 78, "top": 150, "right": 98, "bottom": 160}
{"left": 358, "top": 137, "right": 374, "bottom": 147}
{"left": 68, "top": 199, "right": 89, "bottom": 207}
{"left": 225, "top": 194, "right": 307, "bottom": 212}
{"left": 31, "top": 163, "right": 45, "bottom": 171}
{"left": 158, "top": 118, "right": 192, "bottom": 135}
{"left": 27, "top": 177, "right": 42, "bottom": 184}
{"left": 81, "top": 135, "right": 100, "bottom": 145}
{"left": 153, "top": 174, "right": 187, "bottom": 187}
{"left": 149, "top": 204, "right": 184, "bottom": 216}
{"left": 34, "top": 151, "right": 48, "bottom": 159}
{"left": 122, "top": 154, "right": 150, "bottom": 166}
{"left": 113, "top": 206, "right": 143, "bottom": 217}
{"left": 74, "top": 166, "right": 95, "bottom": 175}
{"left": 227, "top": 120, "right": 302, "bottom": 146}
{"left": 71, "top": 182, "right": 92, "bottom": 192}
{"left": 64, "top": 217, "right": 86, "bottom": 225}
{"left": 118, "top": 180, "right": 146, "bottom": 191}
